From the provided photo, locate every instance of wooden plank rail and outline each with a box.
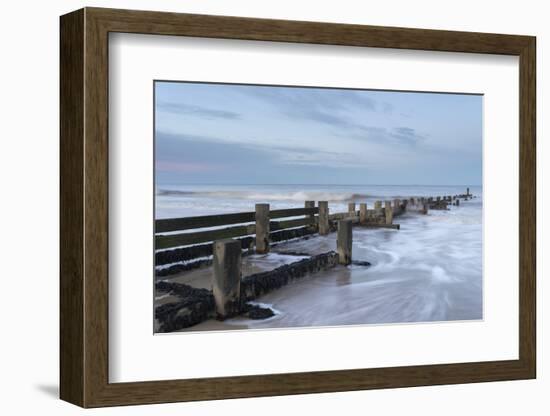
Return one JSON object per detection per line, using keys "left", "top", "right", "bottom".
{"left": 156, "top": 207, "right": 319, "bottom": 250}
{"left": 156, "top": 225, "right": 319, "bottom": 269}
{"left": 156, "top": 218, "right": 318, "bottom": 250}
{"left": 156, "top": 207, "right": 318, "bottom": 233}
{"left": 156, "top": 211, "right": 255, "bottom": 233}
{"left": 270, "top": 217, "right": 316, "bottom": 231}
{"left": 269, "top": 207, "right": 318, "bottom": 219}
{"left": 156, "top": 224, "right": 256, "bottom": 249}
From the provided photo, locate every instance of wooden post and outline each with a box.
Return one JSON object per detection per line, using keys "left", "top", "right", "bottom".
{"left": 318, "top": 201, "right": 329, "bottom": 235}
{"left": 337, "top": 220, "right": 352, "bottom": 265}
{"left": 374, "top": 200, "right": 382, "bottom": 210}
{"left": 348, "top": 202, "right": 356, "bottom": 217}
{"left": 305, "top": 200, "right": 315, "bottom": 225}
{"left": 422, "top": 202, "right": 428, "bottom": 214}
{"left": 436, "top": 196, "right": 441, "bottom": 202}
{"left": 255, "top": 203, "right": 270, "bottom": 254}
{"left": 212, "top": 239, "right": 242, "bottom": 319}
{"left": 456, "top": 198, "right": 460, "bottom": 206}
{"left": 385, "top": 200, "right": 393, "bottom": 224}
{"left": 359, "top": 203, "right": 367, "bottom": 224}
{"left": 467, "top": 187, "right": 470, "bottom": 197}
{"left": 393, "top": 199, "right": 401, "bottom": 213}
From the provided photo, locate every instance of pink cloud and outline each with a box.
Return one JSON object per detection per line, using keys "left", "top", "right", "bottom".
{"left": 156, "top": 161, "right": 220, "bottom": 173}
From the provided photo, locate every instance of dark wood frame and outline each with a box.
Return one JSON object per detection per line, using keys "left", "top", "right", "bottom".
{"left": 60, "top": 7, "right": 536, "bottom": 408}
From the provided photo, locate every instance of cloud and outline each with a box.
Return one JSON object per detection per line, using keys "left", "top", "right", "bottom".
{"left": 156, "top": 161, "right": 221, "bottom": 173}
{"left": 157, "top": 102, "right": 241, "bottom": 120}
{"left": 335, "top": 125, "right": 425, "bottom": 147}
{"left": 236, "top": 87, "right": 424, "bottom": 147}
{"left": 239, "top": 87, "right": 376, "bottom": 129}
{"left": 154, "top": 82, "right": 482, "bottom": 185}
{"left": 382, "top": 102, "right": 394, "bottom": 114}
{"left": 155, "top": 131, "right": 372, "bottom": 172}
{"left": 265, "top": 145, "right": 365, "bottom": 168}
{"left": 390, "top": 127, "right": 426, "bottom": 144}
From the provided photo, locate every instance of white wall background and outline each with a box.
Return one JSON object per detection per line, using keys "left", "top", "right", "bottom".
{"left": 0, "top": 0, "right": 545, "bottom": 414}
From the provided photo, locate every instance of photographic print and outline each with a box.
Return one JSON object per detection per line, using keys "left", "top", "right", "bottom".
{"left": 154, "top": 81, "right": 483, "bottom": 333}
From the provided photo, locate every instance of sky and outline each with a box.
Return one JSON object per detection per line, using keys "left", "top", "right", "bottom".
{"left": 155, "top": 81, "right": 482, "bottom": 186}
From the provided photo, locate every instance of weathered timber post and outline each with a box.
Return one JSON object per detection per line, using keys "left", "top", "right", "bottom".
{"left": 337, "top": 220, "right": 352, "bottom": 265}
{"left": 255, "top": 203, "right": 270, "bottom": 254}
{"left": 422, "top": 202, "right": 428, "bottom": 214}
{"left": 305, "top": 200, "right": 315, "bottom": 225}
{"left": 359, "top": 203, "right": 367, "bottom": 224}
{"left": 318, "top": 201, "right": 329, "bottom": 235}
{"left": 467, "top": 187, "right": 470, "bottom": 197}
{"left": 212, "top": 239, "right": 242, "bottom": 319}
{"left": 385, "top": 200, "right": 393, "bottom": 224}
{"left": 374, "top": 200, "right": 382, "bottom": 210}
{"left": 456, "top": 198, "right": 460, "bottom": 206}
{"left": 393, "top": 199, "right": 401, "bottom": 213}
{"left": 436, "top": 196, "right": 441, "bottom": 202}
{"left": 348, "top": 202, "right": 356, "bottom": 217}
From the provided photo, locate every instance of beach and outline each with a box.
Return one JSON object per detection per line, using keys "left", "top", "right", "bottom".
{"left": 155, "top": 184, "right": 482, "bottom": 332}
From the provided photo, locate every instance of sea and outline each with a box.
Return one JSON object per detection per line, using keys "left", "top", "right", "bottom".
{"left": 156, "top": 184, "right": 483, "bottom": 329}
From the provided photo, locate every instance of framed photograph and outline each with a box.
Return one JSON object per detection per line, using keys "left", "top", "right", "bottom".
{"left": 60, "top": 7, "right": 536, "bottom": 407}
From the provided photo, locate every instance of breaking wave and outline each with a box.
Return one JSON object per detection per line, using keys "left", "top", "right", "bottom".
{"left": 157, "top": 189, "right": 374, "bottom": 202}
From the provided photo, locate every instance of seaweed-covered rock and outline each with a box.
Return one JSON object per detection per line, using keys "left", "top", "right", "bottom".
{"left": 155, "top": 252, "right": 346, "bottom": 332}
{"left": 351, "top": 260, "right": 372, "bottom": 267}
{"left": 155, "top": 236, "right": 255, "bottom": 267}
{"left": 155, "top": 258, "right": 212, "bottom": 277}
{"left": 247, "top": 305, "right": 275, "bottom": 320}
{"left": 240, "top": 302, "right": 276, "bottom": 319}
{"left": 155, "top": 282, "right": 215, "bottom": 332}
{"left": 241, "top": 251, "right": 339, "bottom": 300}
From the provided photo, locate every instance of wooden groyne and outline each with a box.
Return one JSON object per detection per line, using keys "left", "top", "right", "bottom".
{"left": 155, "top": 189, "right": 475, "bottom": 331}
{"left": 156, "top": 252, "right": 340, "bottom": 331}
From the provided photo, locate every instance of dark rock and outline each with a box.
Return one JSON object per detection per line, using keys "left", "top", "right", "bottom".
{"left": 273, "top": 250, "right": 311, "bottom": 257}
{"left": 247, "top": 305, "right": 275, "bottom": 320}
{"left": 155, "top": 282, "right": 215, "bottom": 332}
{"left": 351, "top": 260, "right": 372, "bottom": 267}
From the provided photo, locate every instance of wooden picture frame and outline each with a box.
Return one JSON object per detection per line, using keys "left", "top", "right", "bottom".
{"left": 60, "top": 7, "right": 536, "bottom": 408}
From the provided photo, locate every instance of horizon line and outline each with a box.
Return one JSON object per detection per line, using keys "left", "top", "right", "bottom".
{"left": 155, "top": 182, "right": 482, "bottom": 187}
